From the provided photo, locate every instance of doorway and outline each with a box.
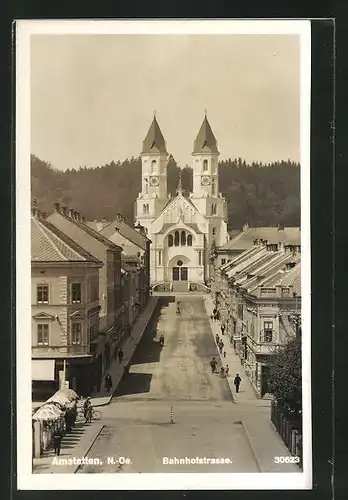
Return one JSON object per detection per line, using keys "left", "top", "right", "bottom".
{"left": 172, "top": 266, "right": 188, "bottom": 281}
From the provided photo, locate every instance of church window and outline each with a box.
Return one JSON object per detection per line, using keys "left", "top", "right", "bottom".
{"left": 198, "top": 251, "right": 202, "bottom": 265}
{"left": 203, "top": 159, "right": 208, "bottom": 171}
{"left": 168, "top": 234, "right": 173, "bottom": 247}
{"left": 151, "top": 160, "right": 156, "bottom": 173}
{"left": 144, "top": 177, "right": 149, "bottom": 194}
{"left": 212, "top": 227, "right": 216, "bottom": 236}
{"left": 211, "top": 204, "right": 217, "bottom": 215}
{"left": 143, "top": 204, "right": 149, "bottom": 215}
{"left": 174, "top": 231, "right": 180, "bottom": 246}
{"left": 158, "top": 251, "right": 162, "bottom": 265}
{"left": 181, "top": 231, "right": 186, "bottom": 246}
{"left": 187, "top": 234, "right": 193, "bottom": 246}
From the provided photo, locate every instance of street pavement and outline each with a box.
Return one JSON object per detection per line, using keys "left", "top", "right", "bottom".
{"left": 77, "top": 296, "right": 297, "bottom": 474}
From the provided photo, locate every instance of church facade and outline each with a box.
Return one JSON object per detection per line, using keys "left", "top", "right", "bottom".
{"left": 135, "top": 114, "right": 229, "bottom": 290}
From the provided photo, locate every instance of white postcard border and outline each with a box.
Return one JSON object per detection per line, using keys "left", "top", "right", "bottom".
{"left": 16, "top": 19, "right": 312, "bottom": 490}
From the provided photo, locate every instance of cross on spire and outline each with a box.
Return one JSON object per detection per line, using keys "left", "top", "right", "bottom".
{"left": 177, "top": 170, "right": 183, "bottom": 194}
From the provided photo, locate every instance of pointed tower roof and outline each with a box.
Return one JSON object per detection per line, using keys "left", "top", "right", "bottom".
{"left": 142, "top": 114, "right": 168, "bottom": 155}
{"left": 193, "top": 114, "right": 219, "bottom": 154}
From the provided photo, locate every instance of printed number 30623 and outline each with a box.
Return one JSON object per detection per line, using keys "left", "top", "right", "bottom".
{"left": 274, "top": 456, "right": 300, "bottom": 464}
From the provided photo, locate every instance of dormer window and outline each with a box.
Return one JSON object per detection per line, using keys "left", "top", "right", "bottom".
{"left": 203, "top": 159, "right": 208, "bottom": 172}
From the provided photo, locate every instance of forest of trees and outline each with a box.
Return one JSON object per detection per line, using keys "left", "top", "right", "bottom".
{"left": 31, "top": 154, "right": 300, "bottom": 230}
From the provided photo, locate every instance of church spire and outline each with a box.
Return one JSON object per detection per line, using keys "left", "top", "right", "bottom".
{"left": 142, "top": 114, "right": 168, "bottom": 155}
{"left": 193, "top": 113, "right": 219, "bottom": 154}
{"left": 176, "top": 170, "right": 183, "bottom": 194}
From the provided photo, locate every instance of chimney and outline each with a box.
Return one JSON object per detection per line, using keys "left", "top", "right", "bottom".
{"left": 60, "top": 206, "right": 67, "bottom": 215}
{"left": 81, "top": 216, "right": 85, "bottom": 223}
{"left": 277, "top": 224, "right": 284, "bottom": 231}
{"left": 54, "top": 202, "right": 60, "bottom": 212}
{"left": 101, "top": 217, "right": 107, "bottom": 224}
{"left": 134, "top": 222, "right": 146, "bottom": 237}
{"left": 69, "top": 208, "right": 74, "bottom": 218}
{"left": 41, "top": 212, "right": 47, "bottom": 219}
{"left": 75, "top": 212, "right": 80, "bottom": 221}
{"left": 31, "top": 207, "right": 37, "bottom": 217}
{"left": 278, "top": 241, "right": 284, "bottom": 251}
{"left": 242, "top": 222, "right": 249, "bottom": 232}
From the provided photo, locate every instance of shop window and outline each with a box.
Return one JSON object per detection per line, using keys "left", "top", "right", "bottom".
{"left": 37, "top": 324, "right": 49, "bottom": 345}
{"left": 37, "top": 284, "right": 49, "bottom": 304}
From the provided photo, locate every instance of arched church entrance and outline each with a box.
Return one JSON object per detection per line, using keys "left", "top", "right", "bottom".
{"left": 168, "top": 256, "right": 190, "bottom": 282}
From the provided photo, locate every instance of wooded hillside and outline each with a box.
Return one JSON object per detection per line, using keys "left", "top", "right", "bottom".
{"left": 31, "top": 154, "right": 300, "bottom": 229}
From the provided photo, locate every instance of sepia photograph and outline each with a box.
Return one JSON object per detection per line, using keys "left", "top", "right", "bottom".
{"left": 16, "top": 20, "right": 311, "bottom": 490}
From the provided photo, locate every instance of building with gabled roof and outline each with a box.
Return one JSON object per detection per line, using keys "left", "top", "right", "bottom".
{"left": 211, "top": 239, "right": 301, "bottom": 398}
{"left": 135, "top": 113, "right": 229, "bottom": 291}
{"left": 88, "top": 212, "right": 152, "bottom": 324}
{"left": 31, "top": 210, "right": 103, "bottom": 399}
{"left": 46, "top": 204, "right": 127, "bottom": 381}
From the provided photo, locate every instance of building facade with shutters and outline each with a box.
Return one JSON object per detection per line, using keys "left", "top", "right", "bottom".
{"left": 31, "top": 211, "right": 103, "bottom": 400}
{"left": 211, "top": 239, "right": 301, "bottom": 398}
{"left": 135, "top": 113, "right": 229, "bottom": 292}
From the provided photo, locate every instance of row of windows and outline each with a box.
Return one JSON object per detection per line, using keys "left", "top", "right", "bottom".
{"left": 168, "top": 231, "right": 193, "bottom": 247}
{"left": 36, "top": 283, "right": 82, "bottom": 304}
{"left": 36, "top": 322, "right": 83, "bottom": 345}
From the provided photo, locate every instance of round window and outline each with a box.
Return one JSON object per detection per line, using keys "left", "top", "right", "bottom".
{"left": 177, "top": 260, "right": 183, "bottom": 267}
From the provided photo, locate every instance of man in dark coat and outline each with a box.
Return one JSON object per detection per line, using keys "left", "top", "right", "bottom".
{"left": 210, "top": 357, "right": 217, "bottom": 374}
{"left": 234, "top": 374, "right": 242, "bottom": 393}
{"left": 105, "top": 373, "right": 113, "bottom": 392}
{"left": 118, "top": 348, "right": 124, "bottom": 364}
{"left": 52, "top": 428, "right": 63, "bottom": 456}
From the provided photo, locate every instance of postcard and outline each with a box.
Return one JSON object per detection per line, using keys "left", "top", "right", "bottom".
{"left": 16, "top": 19, "right": 311, "bottom": 490}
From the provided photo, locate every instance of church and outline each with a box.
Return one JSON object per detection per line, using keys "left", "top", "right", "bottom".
{"left": 135, "top": 114, "right": 229, "bottom": 291}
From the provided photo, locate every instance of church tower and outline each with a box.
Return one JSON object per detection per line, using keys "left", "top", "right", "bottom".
{"left": 190, "top": 113, "right": 228, "bottom": 247}
{"left": 136, "top": 114, "right": 170, "bottom": 226}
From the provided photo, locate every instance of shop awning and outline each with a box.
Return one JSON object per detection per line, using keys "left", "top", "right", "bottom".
{"left": 32, "top": 359, "right": 55, "bottom": 381}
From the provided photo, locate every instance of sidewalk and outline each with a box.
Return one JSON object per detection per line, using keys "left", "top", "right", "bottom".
{"left": 91, "top": 297, "right": 159, "bottom": 407}
{"left": 204, "top": 295, "right": 269, "bottom": 406}
{"left": 204, "top": 295, "right": 300, "bottom": 472}
{"left": 33, "top": 421, "right": 104, "bottom": 474}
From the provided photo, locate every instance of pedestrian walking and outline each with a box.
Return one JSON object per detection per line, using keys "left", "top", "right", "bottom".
{"left": 225, "top": 365, "right": 229, "bottom": 376}
{"left": 210, "top": 313, "right": 214, "bottom": 321}
{"left": 210, "top": 357, "right": 217, "bottom": 374}
{"left": 64, "top": 409, "right": 74, "bottom": 433}
{"left": 52, "top": 428, "right": 63, "bottom": 456}
{"left": 118, "top": 348, "right": 124, "bottom": 363}
{"left": 220, "top": 366, "right": 225, "bottom": 378}
{"left": 105, "top": 373, "right": 113, "bottom": 393}
{"left": 215, "top": 333, "right": 220, "bottom": 344}
{"left": 221, "top": 324, "right": 226, "bottom": 335}
{"left": 234, "top": 374, "right": 242, "bottom": 393}
{"left": 218, "top": 340, "right": 224, "bottom": 353}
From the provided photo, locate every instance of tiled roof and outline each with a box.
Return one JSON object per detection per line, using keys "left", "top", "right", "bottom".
{"left": 99, "top": 219, "right": 147, "bottom": 250}
{"left": 193, "top": 116, "right": 219, "bottom": 154}
{"left": 31, "top": 216, "right": 101, "bottom": 263}
{"left": 220, "top": 226, "right": 301, "bottom": 251}
{"left": 47, "top": 211, "right": 122, "bottom": 251}
{"left": 142, "top": 116, "right": 168, "bottom": 155}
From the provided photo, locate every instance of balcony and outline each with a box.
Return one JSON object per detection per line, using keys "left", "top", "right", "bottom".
{"left": 32, "top": 344, "right": 92, "bottom": 358}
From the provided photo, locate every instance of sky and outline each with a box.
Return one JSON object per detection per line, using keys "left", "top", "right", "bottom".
{"left": 31, "top": 34, "right": 300, "bottom": 170}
